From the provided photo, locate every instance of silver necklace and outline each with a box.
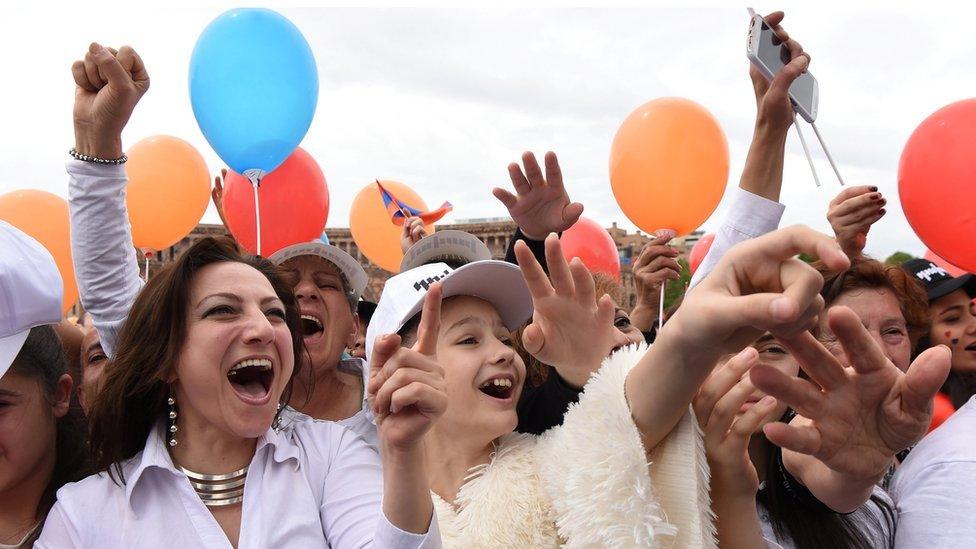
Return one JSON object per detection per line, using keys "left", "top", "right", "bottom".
{"left": 178, "top": 464, "right": 248, "bottom": 507}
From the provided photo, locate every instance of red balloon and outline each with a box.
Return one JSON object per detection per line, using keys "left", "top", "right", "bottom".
{"left": 223, "top": 147, "right": 329, "bottom": 256}
{"left": 899, "top": 99, "right": 976, "bottom": 273}
{"left": 924, "top": 249, "right": 970, "bottom": 277}
{"left": 928, "top": 392, "right": 955, "bottom": 434}
{"left": 560, "top": 217, "right": 620, "bottom": 279}
{"left": 688, "top": 233, "right": 715, "bottom": 275}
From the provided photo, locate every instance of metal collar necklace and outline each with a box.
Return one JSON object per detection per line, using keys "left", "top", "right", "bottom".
{"left": 177, "top": 464, "right": 248, "bottom": 507}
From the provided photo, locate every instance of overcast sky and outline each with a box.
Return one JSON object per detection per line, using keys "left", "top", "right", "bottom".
{"left": 3, "top": 3, "right": 974, "bottom": 259}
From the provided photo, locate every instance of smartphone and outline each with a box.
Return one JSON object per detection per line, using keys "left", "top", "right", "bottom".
{"left": 746, "top": 13, "right": 819, "bottom": 122}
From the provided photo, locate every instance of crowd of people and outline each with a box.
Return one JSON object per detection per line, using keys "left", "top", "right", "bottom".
{"left": 2, "top": 10, "right": 975, "bottom": 549}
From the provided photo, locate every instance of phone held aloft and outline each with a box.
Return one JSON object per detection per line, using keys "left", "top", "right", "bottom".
{"left": 746, "top": 13, "right": 819, "bottom": 123}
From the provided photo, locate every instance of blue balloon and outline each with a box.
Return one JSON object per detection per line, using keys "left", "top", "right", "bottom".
{"left": 190, "top": 8, "right": 318, "bottom": 177}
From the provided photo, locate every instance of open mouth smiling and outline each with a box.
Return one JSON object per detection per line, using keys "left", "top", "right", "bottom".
{"left": 227, "top": 358, "right": 274, "bottom": 405}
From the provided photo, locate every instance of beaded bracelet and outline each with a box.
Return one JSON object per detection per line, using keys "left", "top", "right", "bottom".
{"left": 69, "top": 148, "right": 128, "bottom": 165}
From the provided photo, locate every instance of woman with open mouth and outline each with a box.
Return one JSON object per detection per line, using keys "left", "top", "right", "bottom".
{"left": 35, "top": 236, "right": 442, "bottom": 547}
{"left": 36, "top": 43, "right": 443, "bottom": 548}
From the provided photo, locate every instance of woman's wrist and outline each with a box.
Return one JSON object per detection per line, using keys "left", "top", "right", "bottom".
{"left": 74, "top": 127, "right": 123, "bottom": 159}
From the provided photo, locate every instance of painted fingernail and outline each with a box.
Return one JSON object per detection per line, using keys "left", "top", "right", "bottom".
{"left": 870, "top": 186, "right": 879, "bottom": 192}
{"left": 879, "top": 208, "right": 887, "bottom": 215}
{"left": 870, "top": 193, "right": 880, "bottom": 200}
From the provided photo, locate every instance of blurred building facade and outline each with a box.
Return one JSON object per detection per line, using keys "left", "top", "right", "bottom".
{"left": 97, "top": 219, "right": 702, "bottom": 315}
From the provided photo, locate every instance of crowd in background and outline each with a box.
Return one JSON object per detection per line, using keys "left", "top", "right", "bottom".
{"left": 2, "top": 10, "right": 975, "bottom": 549}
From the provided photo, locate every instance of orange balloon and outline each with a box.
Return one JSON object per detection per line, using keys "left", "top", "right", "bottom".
{"left": 126, "top": 135, "right": 211, "bottom": 250}
{"left": 0, "top": 190, "right": 78, "bottom": 313}
{"left": 349, "top": 181, "right": 434, "bottom": 273}
{"left": 610, "top": 97, "right": 729, "bottom": 236}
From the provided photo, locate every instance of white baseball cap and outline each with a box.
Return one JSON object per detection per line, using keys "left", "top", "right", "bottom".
{"left": 1, "top": 221, "right": 64, "bottom": 377}
{"left": 400, "top": 230, "right": 492, "bottom": 272}
{"left": 365, "top": 260, "right": 533, "bottom": 362}
{"left": 269, "top": 242, "right": 369, "bottom": 303}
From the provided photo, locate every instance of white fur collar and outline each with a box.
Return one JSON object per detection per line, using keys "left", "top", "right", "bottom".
{"left": 432, "top": 433, "right": 560, "bottom": 547}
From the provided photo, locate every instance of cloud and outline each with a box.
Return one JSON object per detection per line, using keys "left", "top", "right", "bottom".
{"left": 2, "top": 5, "right": 972, "bottom": 264}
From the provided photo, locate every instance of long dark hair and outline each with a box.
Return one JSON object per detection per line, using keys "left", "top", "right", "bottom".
{"left": 87, "top": 237, "right": 303, "bottom": 483}
{"left": 757, "top": 421, "right": 896, "bottom": 548}
{"left": 8, "top": 324, "right": 91, "bottom": 545}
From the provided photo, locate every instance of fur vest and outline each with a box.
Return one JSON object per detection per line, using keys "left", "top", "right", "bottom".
{"left": 432, "top": 344, "right": 716, "bottom": 548}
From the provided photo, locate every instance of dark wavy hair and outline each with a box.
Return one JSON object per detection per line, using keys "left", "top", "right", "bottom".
{"left": 8, "top": 324, "right": 91, "bottom": 546}
{"left": 87, "top": 237, "right": 303, "bottom": 484}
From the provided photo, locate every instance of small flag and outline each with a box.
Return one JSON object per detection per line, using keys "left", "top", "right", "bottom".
{"left": 376, "top": 181, "right": 452, "bottom": 226}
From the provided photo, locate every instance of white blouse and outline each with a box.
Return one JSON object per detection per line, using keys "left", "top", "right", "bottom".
{"left": 279, "top": 357, "right": 379, "bottom": 452}
{"left": 35, "top": 421, "right": 439, "bottom": 548}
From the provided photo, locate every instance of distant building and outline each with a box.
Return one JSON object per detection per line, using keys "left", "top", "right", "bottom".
{"left": 118, "top": 219, "right": 697, "bottom": 313}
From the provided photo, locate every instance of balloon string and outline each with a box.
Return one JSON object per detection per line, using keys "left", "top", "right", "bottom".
{"left": 243, "top": 169, "right": 265, "bottom": 257}
{"left": 658, "top": 279, "right": 666, "bottom": 333}
{"left": 253, "top": 182, "right": 262, "bottom": 256}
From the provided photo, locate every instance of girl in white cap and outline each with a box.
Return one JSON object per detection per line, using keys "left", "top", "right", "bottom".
{"left": 0, "top": 222, "right": 90, "bottom": 548}
{"left": 366, "top": 224, "right": 897, "bottom": 547}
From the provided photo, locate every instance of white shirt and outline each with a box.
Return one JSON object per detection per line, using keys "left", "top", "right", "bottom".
{"left": 67, "top": 160, "right": 142, "bottom": 359}
{"left": 35, "top": 420, "right": 438, "bottom": 548}
{"left": 689, "top": 187, "right": 786, "bottom": 290}
{"left": 891, "top": 396, "right": 976, "bottom": 547}
{"left": 280, "top": 357, "right": 379, "bottom": 451}
{"left": 67, "top": 160, "right": 380, "bottom": 446}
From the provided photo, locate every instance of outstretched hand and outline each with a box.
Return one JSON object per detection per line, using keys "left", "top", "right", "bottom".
{"left": 493, "top": 151, "right": 584, "bottom": 240}
{"left": 751, "top": 306, "right": 951, "bottom": 480}
{"left": 72, "top": 43, "right": 150, "bottom": 158}
{"left": 675, "top": 225, "right": 850, "bottom": 357}
{"left": 368, "top": 283, "right": 448, "bottom": 451}
{"left": 514, "top": 235, "right": 628, "bottom": 386}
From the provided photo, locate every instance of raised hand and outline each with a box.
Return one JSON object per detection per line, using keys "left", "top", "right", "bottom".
{"left": 675, "top": 225, "right": 850, "bottom": 356}
{"left": 71, "top": 43, "right": 150, "bottom": 158}
{"left": 694, "top": 348, "right": 781, "bottom": 497}
{"left": 750, "top": 11, "right": 811, "bottom": 132}
{"left": 514, "top": 235, "right": 629, "bottom": 386}
{"left": 212, "top": 169, "right": 229, "bottom": 227}
{"left": 368, "top": 283, "right": 448, "bottom": 450}
{"left": 400, "top": 217, "right": 428, "bottom": 254}
{"left": 492, "top": 151, "right": 584, "bottom": 240}
{"left": 629, "top": 230, "right": 680, "bottom": 331}
{"left": 827, "top": 186, "right": 886, "bottom": 258}
{"left": 624, "top": 225, "right": 849, "bottom": 452}
{"left": 751, "top": 306, "right": 951, "bottom": 481}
